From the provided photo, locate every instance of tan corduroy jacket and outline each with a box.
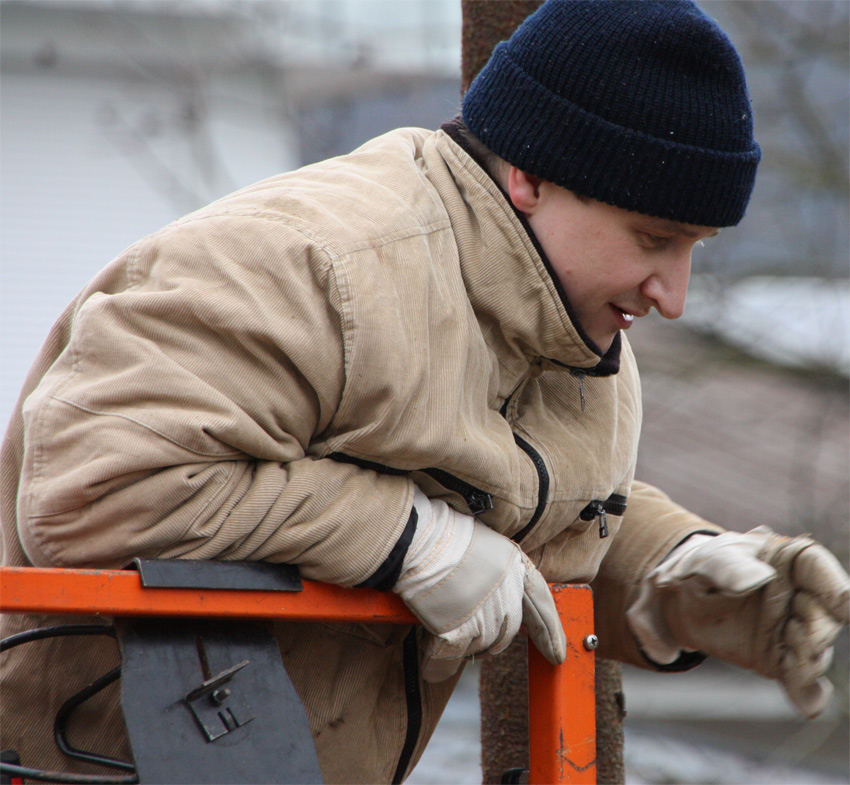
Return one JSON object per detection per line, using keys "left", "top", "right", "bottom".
{"left": 0, "top": 127, "right": 722, "bottom": 782}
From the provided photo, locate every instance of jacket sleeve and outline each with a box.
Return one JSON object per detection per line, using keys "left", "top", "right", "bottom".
{"left": 16, "top": 212, "right": 413, "bottom": 586}
{"left": 591, "top": 479, "right": 724, "bottom": 669}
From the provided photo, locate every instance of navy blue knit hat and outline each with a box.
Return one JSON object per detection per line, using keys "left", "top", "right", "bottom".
{"left": 462, "top": 0, "right": 761, "bottom": 227}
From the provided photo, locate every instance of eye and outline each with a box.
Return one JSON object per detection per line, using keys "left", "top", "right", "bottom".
{"left": 639, "top": 232, "right": 670, "bottom": 249}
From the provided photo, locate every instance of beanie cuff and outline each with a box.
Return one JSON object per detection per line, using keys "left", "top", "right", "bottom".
{"left": 463, "top": 45, "right": 761, "bottom": 227}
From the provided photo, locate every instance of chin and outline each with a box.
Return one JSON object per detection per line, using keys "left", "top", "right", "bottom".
{"left": 593, "top": 333, "right": 617, "bottom": 354}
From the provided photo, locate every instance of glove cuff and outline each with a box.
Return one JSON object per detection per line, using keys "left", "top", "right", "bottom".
{"left": 626, "top": 533, "right": 718, "bottom": 664}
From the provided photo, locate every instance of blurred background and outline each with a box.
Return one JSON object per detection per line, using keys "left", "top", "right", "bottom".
{"left": 1, "top": 1, "right": 847, "bottom": 783}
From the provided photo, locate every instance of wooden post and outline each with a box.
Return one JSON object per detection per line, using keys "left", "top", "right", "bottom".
{"left": 461, "top": 2, "right": 627, "bottom": 782}
{"left": 594, "top": 659, "right": 627, "bottom": 785}
{"left": 460, "top": 1, "right": 544, "bottom": 93}
{"left": 479, "top": 636, "right": 529, "bottom": 783}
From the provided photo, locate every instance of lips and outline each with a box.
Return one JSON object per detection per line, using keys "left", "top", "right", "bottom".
{"left": 610, "top": 304, "right": 637, "bottom": 329}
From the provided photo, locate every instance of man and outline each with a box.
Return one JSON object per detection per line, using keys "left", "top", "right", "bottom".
{"left": 1, "top": 1, "right": 848, "bottom": 782}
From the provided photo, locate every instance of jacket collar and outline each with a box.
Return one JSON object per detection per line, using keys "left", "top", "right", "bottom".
{"left": 433, "top": 121, "right": 621, "bottom": 377}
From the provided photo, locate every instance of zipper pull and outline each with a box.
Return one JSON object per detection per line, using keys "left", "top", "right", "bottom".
{"left": 467, "top": 489, "right": 495, "bottom": 516}
{"left": 580, "top": 500, "right": 609, "bottom": 538}
{"left": 597, "top": 507, "right": 609, "bottom": 538}
{"left": 570, "top": 369, "right": 587, "bottom": 412}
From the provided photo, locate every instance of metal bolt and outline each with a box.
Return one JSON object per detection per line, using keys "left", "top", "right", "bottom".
{"left": 211, "top": 687, "right": 231, "bottom": 705}
{"left": 583, "top": 634, "right": 599, "bottom": 651}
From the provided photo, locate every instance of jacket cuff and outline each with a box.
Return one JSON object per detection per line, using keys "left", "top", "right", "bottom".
{"left": 660, "top": 528, "right": 720, "bottom": 560}
{"left": 639, "top": 648, "right": 709, "bottom": 673}
{"left": 355, "top": 507, "right": 417, "bottom": 592}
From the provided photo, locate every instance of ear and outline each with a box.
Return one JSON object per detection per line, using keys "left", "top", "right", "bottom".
{"left": 507, "top": 167, "right": 544, "bottom": 215}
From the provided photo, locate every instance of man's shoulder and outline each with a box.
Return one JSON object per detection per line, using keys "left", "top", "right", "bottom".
{"left": 182, "top": 128, "right": 450, "bottom": 256}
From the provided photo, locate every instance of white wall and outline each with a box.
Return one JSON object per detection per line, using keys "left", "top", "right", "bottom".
{"left": 0, "top": 0, "right": 461, "bottom": 426}
{"left": 1, "top": 70, "right": 301, "bottom": 424}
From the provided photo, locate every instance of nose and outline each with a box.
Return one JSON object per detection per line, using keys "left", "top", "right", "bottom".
{"left": 641, "top": 249, "right": 692, "bottom": 320}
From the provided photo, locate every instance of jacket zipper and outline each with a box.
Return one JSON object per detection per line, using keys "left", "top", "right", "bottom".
{"left": 421, "top": 468, "right": 493, "bottom": 516}
{"left": 510, "top": 433, "right": 549, "bottom": 544}
{"left": 327, "top": 453, "right": 494, "bottom": 517}
{"left": 580, "top": 494, "right": 628, "bottom": 539}
{"left": 392, "top": 628, "right": 422, "bottom": 784}
{"left": 501, "top": 397, "right": 628, "bottom": 542}
{"left": 500, "top": 396, "right": 550, "bottom": 544}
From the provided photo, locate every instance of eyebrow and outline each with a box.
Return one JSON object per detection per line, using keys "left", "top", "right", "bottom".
{"left": 650, "top": 220, "right": 721, "bottom": 239}
{"left": 684, "top": 226, "right": 721, "bottom": 239}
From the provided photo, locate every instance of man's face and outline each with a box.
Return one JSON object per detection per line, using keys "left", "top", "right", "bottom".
{"left": 507, "top": 168, "right": 719, "bottom": 353}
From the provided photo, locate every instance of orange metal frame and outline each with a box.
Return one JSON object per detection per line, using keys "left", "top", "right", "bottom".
{"left": 0, "top": 566, "right": 596, "bottom": 784}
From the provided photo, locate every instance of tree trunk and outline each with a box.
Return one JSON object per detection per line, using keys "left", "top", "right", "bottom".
{"left": 460, "top": 1, "right": 544, "bottom": 93}
{"left": 461, "top": 2, "right": 627, "bottom": 782}
{"left": 478, "top": 643, "right": 626, "bottom": 785}
{"left": 594, "top": 659, "right": 627, "bottom": 785}
{"left": 479, "top": 637, "right": 529, "bottom": 784}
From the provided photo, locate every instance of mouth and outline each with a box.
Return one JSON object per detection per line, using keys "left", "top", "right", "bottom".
{"left": 611, "top": 304, "right": 637, "bottom": 328}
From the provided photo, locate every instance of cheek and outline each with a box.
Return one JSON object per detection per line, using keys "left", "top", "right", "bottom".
{"left": 532, "top": 230, "right": 578, "bottom": 282}
{"left": 528, "top": 212, "right": 635, "bottom": 293}
{"left": 598, "top": 250, "right": 646, "bottom": 287}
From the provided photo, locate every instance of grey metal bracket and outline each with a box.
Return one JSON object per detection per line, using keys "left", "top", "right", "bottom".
{"left": 112, "top": 560, "right": 322, "bottom": 784}
{"left": 129, "top": 557, "right": 302, "bottom": 592}
{"left": 185, "top": 658, "right": 255, "bottom": 742}
{"left": 116, "top": 618, "right": 323, "bottom": 784}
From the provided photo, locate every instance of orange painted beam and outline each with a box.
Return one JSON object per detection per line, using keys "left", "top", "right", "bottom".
{"left": 0, "top": 566, "right": 596, "bottom": 782}
{"left": 528, "top": 584, "right": 597, "bottom": 785}
{"left": 0, "top": 566, "right": 417, "bottom": 624}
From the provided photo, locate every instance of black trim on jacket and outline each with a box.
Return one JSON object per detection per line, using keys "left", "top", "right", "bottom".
{"left": 357, "top": 507, "right": 417, "bottom": 592}
{"left": 442, "top": 117, "right": 621, "bottom": 378}
{"left": 392, "top": 629, "right": 422, "bottom": 784}
{"left": 641, "top": 648, "right": 709, "bottom": 672}
{"left": 509, "top": 432, "right": 549, "bottom": 544}
{"left": 328, "top": 452, "right": 493, "bottom": 517}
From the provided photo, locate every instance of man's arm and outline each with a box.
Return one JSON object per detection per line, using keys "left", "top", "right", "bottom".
{"left": 14, "top": 213, "right": 410, "bottom": 586}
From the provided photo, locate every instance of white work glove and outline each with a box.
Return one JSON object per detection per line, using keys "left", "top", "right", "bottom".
{"left": 627, "top": 526, "right": 850, "bottom": 718}
{"left": 394, "top": 487, "right": 566, "bottom": 682}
